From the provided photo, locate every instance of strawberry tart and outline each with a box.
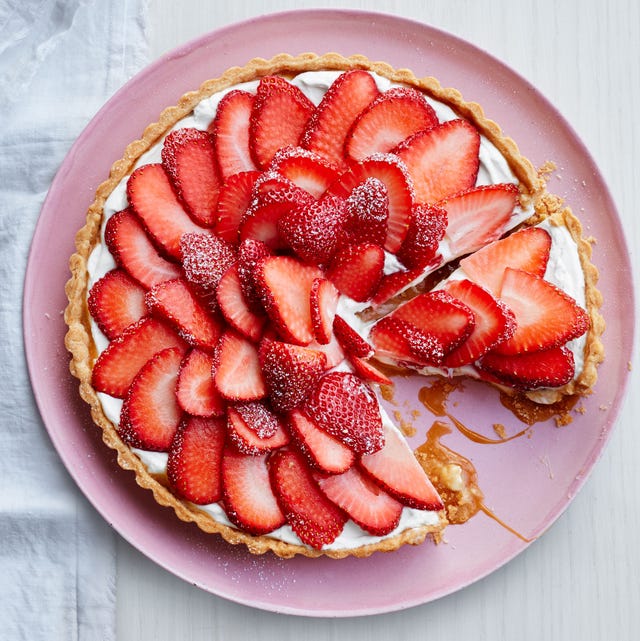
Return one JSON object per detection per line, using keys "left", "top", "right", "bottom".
{"left": 64, "top": 53, "right": 604, "bottom": 558}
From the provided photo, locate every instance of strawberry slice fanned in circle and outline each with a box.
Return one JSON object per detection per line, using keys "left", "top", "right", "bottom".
{"left": 300, "top": 69, "right": 380, "bottom": 169}
{"left": 249, "top": 76, "right": 315, "bottom": 169}
{"left": 161, "top": 127, "right": 221, "bottom": 227}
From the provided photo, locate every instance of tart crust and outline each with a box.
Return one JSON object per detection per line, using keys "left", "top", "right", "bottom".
{"left": 64, "top": 52, "right": 603, "bottom": 558}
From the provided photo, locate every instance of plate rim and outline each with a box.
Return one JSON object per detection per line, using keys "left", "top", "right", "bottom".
{"left": 23, "top": 7, "right": 634, "bottom": 617}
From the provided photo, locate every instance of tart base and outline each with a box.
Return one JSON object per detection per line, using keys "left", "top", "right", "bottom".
{"left": 64, "top": 52, "right": 602, "bottom": 558}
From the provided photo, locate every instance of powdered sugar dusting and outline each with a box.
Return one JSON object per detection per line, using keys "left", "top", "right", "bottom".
{"left": 180, "top": 232, "right": 235, "bottom": 291}
{"left": 270, "top": 144, "right": 339, "bottom": 171}
{"left": 235, "top": 401, "right": 280, "bottom": 438}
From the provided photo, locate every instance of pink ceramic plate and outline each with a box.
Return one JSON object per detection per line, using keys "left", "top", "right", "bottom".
{"left": 24, "top": 10, "right": 633, "bottom": 616}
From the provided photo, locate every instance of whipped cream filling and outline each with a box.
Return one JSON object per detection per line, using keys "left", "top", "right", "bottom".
{"left": 86, "top": 69, "right": 555, "bottom": 550}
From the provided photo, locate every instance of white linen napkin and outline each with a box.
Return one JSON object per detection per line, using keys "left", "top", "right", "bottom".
{"left": 0, "top": 1, "right": 149, "bottom": 638}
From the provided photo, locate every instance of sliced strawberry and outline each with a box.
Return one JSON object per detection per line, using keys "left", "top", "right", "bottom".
{"left": 310, "top": 278, "right": 339, "bottom": 345}
{"left": 369, "top": 316, "right": 421, "bottom": 365}
{"left": 333, "top": 315, "right": 374, "bottom": 359}
{"left": 104, "top": 208, "right": 181, "bottom": 289}
{"left": 345, "top": 87, "right": 438, "bottom": 160}
{"left": 326, "top": 243, "right": 384, "bottom": 302}
{"left": 88, "top": 269, "right": 146, "bottom": 340}
{"left": 360, "top": 423, "right": 443, "bottom": 511}
{"left": 315, "top": 465, "right": 403, "bottom": 536}
{"left": 92, "top": 317, "right": 186, "bottom": 398}
{"left": 232, "top": 401, "right": 279, "bottom": 438}
{"left": 287, "top": 409, "right": 355, "bottom": 474}
{"left": 307, "top": 333, "right": 345, "bottom": 370}
{"left": 176, "top": 348, "right": 225, "bottom": 417}
{"left": 439, "top": 183, "right": 519, "bottom": 255}
{"left": 119, "top": 347, "right": 184, "bottom": 451}
{"left": 209, "top": 90, "right": 257, "bottom": 179}
{"left": 145, "top": 278, "right": 223, "bottom": 351}
{"left": 216, "top": 264, "right": 266, "bottom": 342}
{"left": 161, "top": 127, "right": 220, "bottom": 226}
{"left": 301, "top": 69, "right": 379, "bottom": 169}
{"left": 222, "top": 449, "right": 286, "bottom": 535}
{"left": 394, "top": 119, "right": 480, "bottom": 204}
{"left": 269, "top": 448, "right": 347, "bottom": 549}
{"left": 396, "top": 203, "right": 447, "bottom": 270}
{"left": 226, "top": 403, "right": 290, "bottom": 454}
{"left": 251, "top": 170, "right": 305, "bottom": 198}
{"left": 237, "top": 238, "right": 272, "bottom": 308}
{"left": 254, "top": 255, "right": 323, "bottom": 345}
{"left": 126, "top": 163, "right": 209, "bottom": 259}
{"left": 441, "top": 279, "right": 516, "bottom": 367}
{"left": 344, "top": 177, "right": 389, "bottom": 247}
{"left": 239, "top": 197, "right": 288, "bottom": 249}
{"left": 180, "top": 232, "right": 236, "bottom": 309}
{"left": 269, "top": 146, "right": 339, "bottom": 198}
{"left": 492, "top": 268, "right": 589, "bottom": 355}
{"left": 459, "top": 226, "right": 552, "bottom": 295}
{"left": 258, "top": 339, "right": 327, "bottom": 412}
{"left": 348, "top": 355, "right": 393, "bottom": 386}
{"left": 371, "top": 316, "right": 447, "bottom": 366}
{"left": 371, "top": 268, "right": 424, "bottom": 306}
{"left": 277, "top": 194, "right": 348, "bottom": 265}
{"left": 213, "top": 330, "right": 266, "bottom": 401}
{"left": 390, "top": 291, "right": 475, "bottom": 355}
{"left": 329, "top": 155, "right": 413, "bottom": 252}
{"left": 249, "top": 76, "right": 315, "bottom": 169}
{"left": 214, "top": 170, "right": 261, "bottom": 244}
{"left": 304, "top": 372, "right": 384, "bottom": 454}
{"left": 478, "top": 345, "right": 575, "bottom": 390}
{"left": 167, "top": 416, "right": 226, "bottom": 504}
{"left": 239, "top": 180, "right": 314, "bottom": 249}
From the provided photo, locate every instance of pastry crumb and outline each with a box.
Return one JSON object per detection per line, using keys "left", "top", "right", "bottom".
{"left": 555, "top": 413, "right": 573, "bottom": 427}
{"left": 492, "top": 423, "right": 507, "bottom": 439}
{"left": 379, "top": 384, "right": 396, "bottom": 404}
{"left": 393, "top": 409, "right": 416, "bottom": 437}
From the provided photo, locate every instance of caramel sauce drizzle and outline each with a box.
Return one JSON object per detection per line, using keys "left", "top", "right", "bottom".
{"left": 418, "top": 380, "right": 530, "bottom": 444}
{"left": 414, "top": 379, "right": 534, "bottom": 542}
{"left": 448, "top": 413, "right": 529, "bottom": 445}
{"left": 499, "top": 391, "right": 579, "bottom": 426}
{"left": 477, "top": 504, "right": 533, "bottom": 543}
{"left": 416, "top": 421, "right": 484, "bottom": 526}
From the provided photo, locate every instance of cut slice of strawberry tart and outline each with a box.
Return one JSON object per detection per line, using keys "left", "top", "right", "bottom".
{"left": 65, "top": 53, "right": 603, "bottom": 558}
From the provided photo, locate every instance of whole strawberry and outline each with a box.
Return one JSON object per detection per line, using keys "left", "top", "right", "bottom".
{"left": 277, "top": 194, "right": 348, "bottom": 265}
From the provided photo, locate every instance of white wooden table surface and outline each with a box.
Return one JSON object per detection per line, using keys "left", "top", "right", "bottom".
{"left": 116, "top": 1, "right": 640, "bottom": 638}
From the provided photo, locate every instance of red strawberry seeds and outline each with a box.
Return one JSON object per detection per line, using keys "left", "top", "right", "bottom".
{"left": 304, "top": 372, "right": 384, "bottom": 454}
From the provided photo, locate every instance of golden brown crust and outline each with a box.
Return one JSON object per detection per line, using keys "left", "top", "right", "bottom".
{"left": 64, "top": 52, "right": 601, "bottom": 558}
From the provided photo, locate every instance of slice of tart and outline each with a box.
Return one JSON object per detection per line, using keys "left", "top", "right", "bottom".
{"left": 64, "top": 53, "right": 603, "bottom": 559}
{"left": 366, "top": 209, "right": 602, "bottom": 404}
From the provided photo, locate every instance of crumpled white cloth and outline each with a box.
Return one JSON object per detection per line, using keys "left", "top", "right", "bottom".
{"left": 0, "top": 1, "right": 148, "bottom": 638}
